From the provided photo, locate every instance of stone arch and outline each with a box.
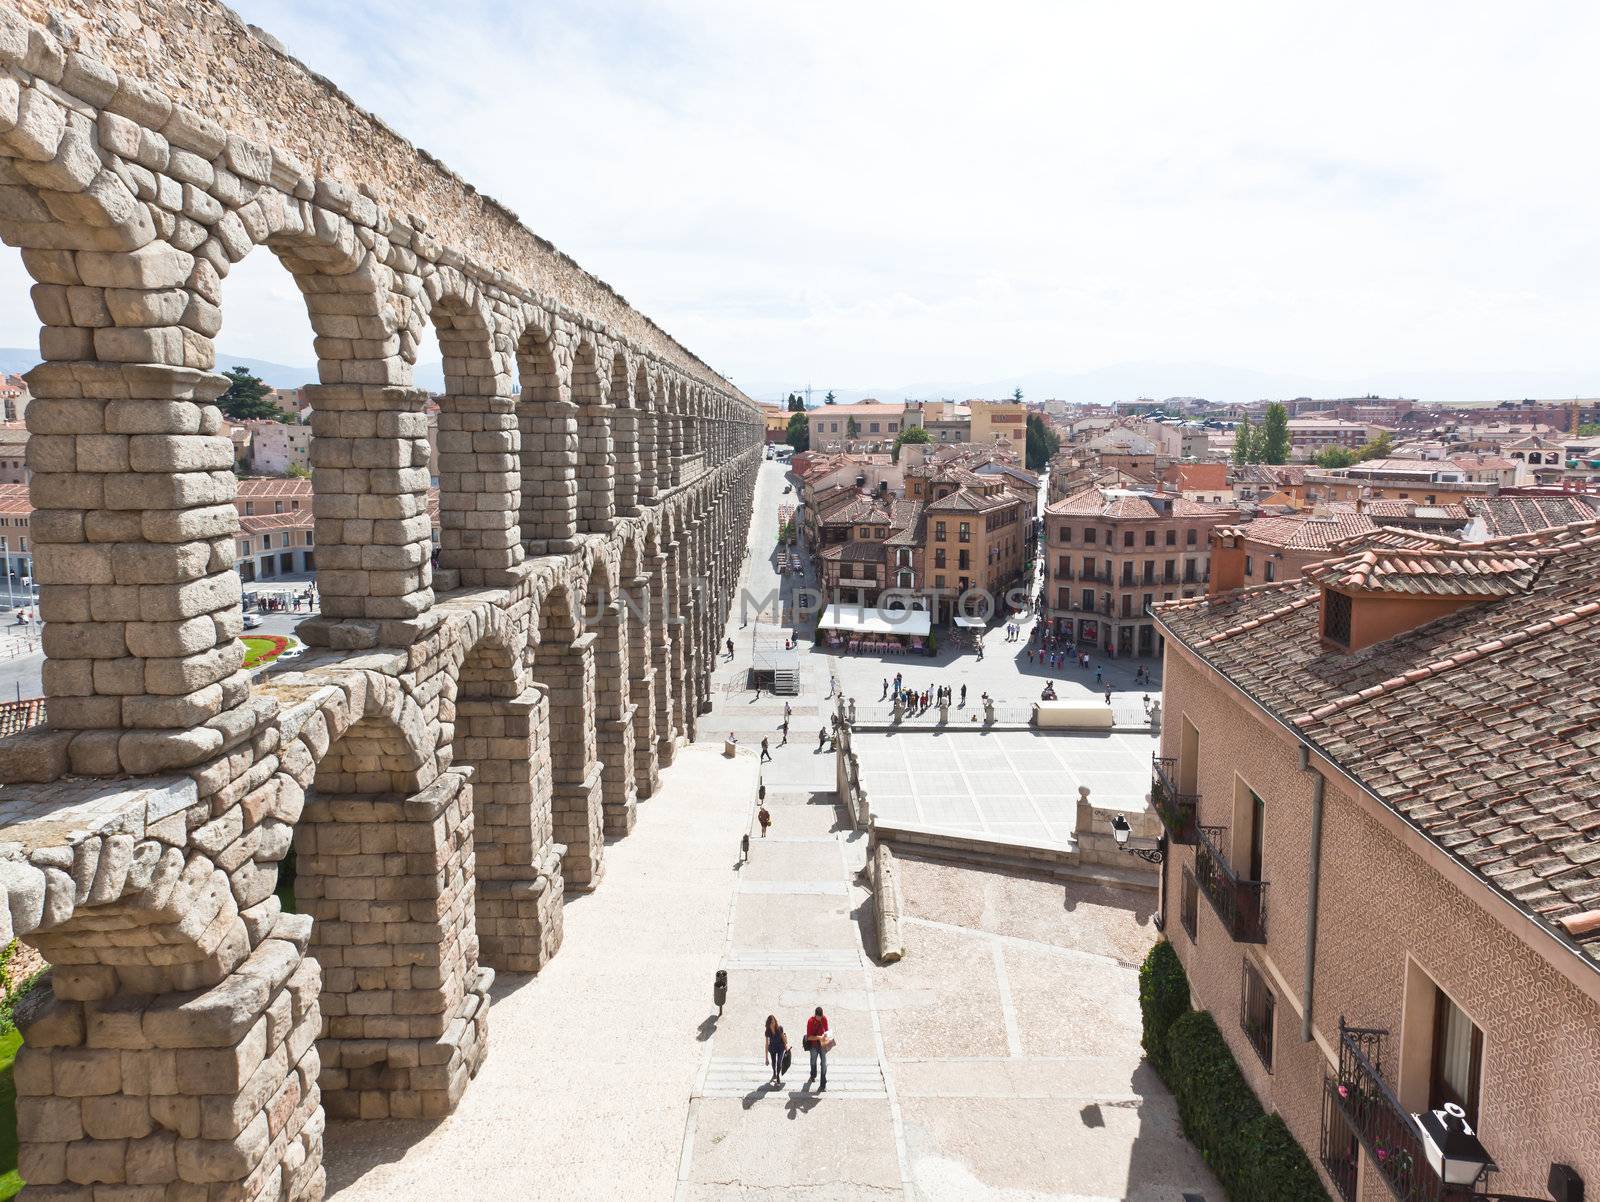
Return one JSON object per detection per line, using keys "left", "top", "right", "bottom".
{"left": 526, "top": 579, "right": 602, "bottom": 889}
{"left": 635, "top": 359, "right": 659, "bottom": 504}
{"left": 442, "top": 615, "right": 563, "bottom": 974}
{"left": 424, "top": 277, "right": 523, "bottom": 586}
{"left": 571, "top": 334, "right": 614, "bottom": 533}
{"left": 585, "top": 552, "right": 637, "bottom": 836}
{"left": 618, "top": 532, "right": 661, "bottom": 799}
{"left": 292, "top": 682, "right": 487, "bottom": 1121}
{"left": 610, "top": 346, "right": 640, "bottom": 516}
{"left": 514, "top": 311, "right": 577, "bottom": 554}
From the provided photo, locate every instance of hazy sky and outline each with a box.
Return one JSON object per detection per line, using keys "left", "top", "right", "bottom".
{"left": 3, "top": 1, "right": 1600, "bottom": 400}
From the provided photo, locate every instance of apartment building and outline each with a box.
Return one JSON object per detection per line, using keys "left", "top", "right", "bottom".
{"left": 1044, "top": 487, "right": 1238, "bottom": 657}
{"left": 968, "top": 399, "right": 1028, "bottom": 445}
{"left": 1147, "top": 521, "right": 1600, "bottom": 1202}
{"left": 1287, "top": 418, "right": 1383, "bottom": 458}
{"left": 921, "top": 474, "right": 1027, "bottom": 620}
{"left": 245, "top": 420, "right": 313, "bottom": 476}
{"left": 805, "top": 400, "right": 907, "bottom": 451}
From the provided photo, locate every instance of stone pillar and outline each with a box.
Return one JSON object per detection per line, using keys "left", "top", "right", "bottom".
{"left": 518, "top": 397, "right": 579, "bottom": 555}
{"left": 435, "top": 393, "right": 522, "bottom": 587}
{"left": 577, "top": 399, "right": 616, "bottom": 534}
{"left": 650, "top": 551, "right": 678, "bottom": 767}
{"left": 455, "top": 687, "right": 563, "bottom": 973}
{"left": 26, "top": 360, "right": 249, "bottom": 775}
{"left": 302, "top": 383, "right": 434, "bottom": 643}
{"left": 297, "top": 767, "right": 490, "bottom": 1120}
{"left": 635, "top": 398, "right": 659, "bottom": 505}
{"left": 627, "top": 573, "right": 660, "bottom": 800}
{"left": 592, "top": 601, "right": 637, "bottom": 837}
{"left": 540, "top": 636, "right": 604, "bottom": 890}
{"left": 13, "top": 913, "right": 325, "bottom": 1202}
{"left": 662, "top": 398, "right": 683, "bottom": 489}
{"left": 613, "top": 404, "right": 641, "bottom": 517}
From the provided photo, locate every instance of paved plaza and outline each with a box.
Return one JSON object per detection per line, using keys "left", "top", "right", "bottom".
{"left": 319, "top": 461, "right": 1217, "bottom": 1199}
{"left": 852, "top": 728, "right": 1159, "bottom": 847}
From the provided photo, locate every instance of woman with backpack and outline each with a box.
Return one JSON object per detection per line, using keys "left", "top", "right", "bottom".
{"left": 764, "top": 1014, "right": 789, "bottom": 1086}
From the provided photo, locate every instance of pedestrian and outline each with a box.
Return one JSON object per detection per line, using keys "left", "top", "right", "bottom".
{"left": 881, "top": 678, "right": 889, "bottom": 699}
{"left": 784, "top": 701, "right": 792, "bottom": 723}
{"left": 1026, "top": 648, "right": 1034, "bottom": 664}
{"left": 894, "top": 671, "right": 902, "bottom": 692}
{"left": 818, "top": 726, "right": 828, "bottom": 751}
{"left": 764, "top": 1014, "right": 789, "bottom": 1086}
{"left": 805, "top": 1006, "right": 831, "bottom": 1091}
{"left": 740, "top": 831, "right": 750, "bottom": 865}
{"left": 758, "top": 804, "right": 772, "bottom": 837}
{"left": 727, "top": 637, "right": 735, "bottom": 659}
{"left": 960, "top": 684, "right": 967, "bottom": 706}
{"left": 760, "top": 738, "right": 771, "bottom": 763}
{"left": 780, "top": 718, "right": 789, "bottom": 745}
{"left": 1094, "top": 665, "right": 1103, "bottom": 685}
{"left": 1104, "top": 685, "right": 1113, "bottom": 705}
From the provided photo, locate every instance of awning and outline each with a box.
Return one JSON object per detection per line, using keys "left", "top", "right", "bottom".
{"left": 819, "top": 603, "right": 931, "bottom": 638}
{"left": 952, "top": 615, "right": 987, "bottom": 629}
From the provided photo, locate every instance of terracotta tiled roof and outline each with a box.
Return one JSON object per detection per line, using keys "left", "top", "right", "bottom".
{"left": 236, "top": 478, "right": 314, "bottom": 498}
{"left": 1301, "top": 547, "right": 1543, "bottom": 597}
{"left": 1216, "top": 512, "right": 1376, "bottom": 551}
{"left": 1048, "top": 486, "right": 1239, "bottom": 521}
{"left": 1154, "top": 520, "right": 1600, "bottom": 962}
{"left": 818, "top": 541, "right": 884, "bottom": 563}
{"left": 0, "top": 484, "right": 28, "bottom": 515}
{"left": 1465, "top": 494, "right": 1600, "bottom": 537}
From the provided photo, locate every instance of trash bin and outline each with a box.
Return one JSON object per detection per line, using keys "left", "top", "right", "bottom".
{"left": 723, "top": 736, "right": 738, "bottom": 758}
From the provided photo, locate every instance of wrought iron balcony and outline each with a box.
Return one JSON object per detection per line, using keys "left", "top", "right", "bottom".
{"left": 1194, "top": 824, "right": 1267, "bottom": 943}
{"left": 1151, "top": 756, "right": 1198, "bottom": 844}
{"left": 1324, "top": 1023, "right": 1539, "bottom": 1202}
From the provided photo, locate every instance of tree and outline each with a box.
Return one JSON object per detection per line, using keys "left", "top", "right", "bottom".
{"left": 824, "top": 391, "right": 836, "bottom": 405}
{"left": 846, "top": 416, "right": 860, "bottom": 438}
{"left": 892, "top": 424, "right": 931, "bottom": 462}
{"left": 785, "top": 411, "right": 810, "bottom": 451}
{"left": 786, "top": 392, "right": 805, "bottom": 412}
{"left": 1312, "top": 446, "right": 1355, "bottom": 469}
{"left": 217, "top": 367, "right": 291, "bottom": 422}
{"left": 1258, "top": 402, "right": 1291, "bottom": 465}
{"left": 1232, "top": 416, "right": 1256, "bottom": 466}
{"left": 1024, "top": 412, "right": 1060, "bottom": 472}
{"left": 286, "top": 462, "right": 312, "bottom": 479}
{"left": 1012, "top": 387, "right": 1024, "bottom": 403}
{"left": 1353, "top": 430, "right": 1393, "bottom": 462}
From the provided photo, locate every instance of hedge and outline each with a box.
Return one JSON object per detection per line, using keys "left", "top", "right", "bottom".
{"left": 1139, "top": 942, "right": 1328, "bottom": 1202}
{"left": 1139, "top": 938, "right": 1189, "bottom": 1075}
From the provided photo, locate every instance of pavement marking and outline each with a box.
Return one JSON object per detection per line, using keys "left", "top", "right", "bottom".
{"left": 991, "top": 937, "right": 1025, "bottom": 1058}
{"left": 700, "top": 1056, "right": 887, "bottom": 1099}
{"left": 738, "top": 879, "right": 849, "bottom": 895}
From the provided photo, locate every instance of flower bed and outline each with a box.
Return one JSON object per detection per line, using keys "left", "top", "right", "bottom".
{"left": 242, "top": 634, "right": 290, "bottom": 669}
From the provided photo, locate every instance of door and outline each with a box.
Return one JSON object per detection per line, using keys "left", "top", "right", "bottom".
{"left": 1248, "top": 790, "right": 1265, "bottom": 882}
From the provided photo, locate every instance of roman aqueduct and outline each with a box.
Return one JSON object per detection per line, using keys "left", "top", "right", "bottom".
{"left": 0, "top": 3, "right": 763, "bottom": 1197}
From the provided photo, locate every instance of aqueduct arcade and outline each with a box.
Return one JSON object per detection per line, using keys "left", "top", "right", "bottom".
{"left": 0, "top": 3, "right": 762, "bottom": 1197}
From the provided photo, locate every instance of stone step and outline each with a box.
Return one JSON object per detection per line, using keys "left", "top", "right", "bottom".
{"left": 722, "top": 948, "right": 863, "bottom": 971}
{"left": 700, "top": 1056, "right": 887, "bottom": 1099}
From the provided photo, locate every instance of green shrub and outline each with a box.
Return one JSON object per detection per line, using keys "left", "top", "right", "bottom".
{"left": 1138, "top": 939, "right": 1190, "bottom": 1075}
{"left": 1164, "top": 1010, "right": 1329, "bottom": 1202}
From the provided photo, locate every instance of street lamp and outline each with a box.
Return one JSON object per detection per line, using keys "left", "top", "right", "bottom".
{"left": 1110, "top": 814, "right": 1166, "bottom": 864}
{"left": 1414, "top": 1102, "right": 1494, "bottom": 1189}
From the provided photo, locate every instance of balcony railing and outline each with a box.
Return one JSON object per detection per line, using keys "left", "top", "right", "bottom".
{"left": 1325, "top": 1023, "right": 1545, "bottom": 1202}
{"left": 1194, "top": 824, "right": 1267, "bottom": 943}
{"left": 1151, "top": 757, "right": 1198, "bottom": 842}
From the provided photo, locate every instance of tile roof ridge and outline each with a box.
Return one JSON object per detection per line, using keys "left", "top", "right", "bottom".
{"left": 1291, "top": 599, "right": 1600, "bottom": 726}
{"left": 1188, "top": 590, "right": 1323, "bottom": 647}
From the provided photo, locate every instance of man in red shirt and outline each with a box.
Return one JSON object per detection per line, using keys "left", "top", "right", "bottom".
{"left": 804, "top": 1006, "right": 830, "bottom": 1091}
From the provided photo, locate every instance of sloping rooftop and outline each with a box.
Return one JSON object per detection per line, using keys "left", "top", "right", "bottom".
{"left": 1301, "top": 547, "right": 1543, "bottom": 597}
{"left": 1154, "top": 521, "right": 1600, "bottom": 963}
{"left": 1465, "top": 494, "right": 1600, "bottom": 537}
{"left": 1048, "top": 486, "right": 1239, "bottom": 521}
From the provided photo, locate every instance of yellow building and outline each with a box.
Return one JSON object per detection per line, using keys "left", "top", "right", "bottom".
{"left": 969, "top": 400, "right": 1028, "bottom": 445}
{"left": 761, "top": 404, "right": 792, "bottom": 442}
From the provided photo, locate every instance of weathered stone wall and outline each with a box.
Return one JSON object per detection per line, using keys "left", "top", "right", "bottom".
{"left": 0, "top": 4, "right": 763, "bottom": 1199}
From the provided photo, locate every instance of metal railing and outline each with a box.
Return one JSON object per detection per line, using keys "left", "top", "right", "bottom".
{"left": 1151, "top": 755, "right": 1198, "bottom": 843}
{"left": 1195, "top": 824, "right": 1268, "bottom": 943}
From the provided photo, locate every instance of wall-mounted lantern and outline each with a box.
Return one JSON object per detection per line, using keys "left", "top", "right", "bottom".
{"left": 1110, "top": 814, "right": 1166, "bottom": 864}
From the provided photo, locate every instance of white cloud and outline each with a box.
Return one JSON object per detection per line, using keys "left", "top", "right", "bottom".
{"left": 4, "top": 0, "right": 1600, "bottom": 400}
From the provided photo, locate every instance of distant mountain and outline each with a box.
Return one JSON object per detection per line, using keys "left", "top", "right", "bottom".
{"left": 742, "top": 362, "right": 1600, "bottom": 407}
{"left": 0, "top": 349, "right": 449, "bottom": 393}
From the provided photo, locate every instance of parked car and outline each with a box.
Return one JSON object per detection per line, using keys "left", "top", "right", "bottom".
{"left": 243, "top": 613, "right": 263, "bottom": 629}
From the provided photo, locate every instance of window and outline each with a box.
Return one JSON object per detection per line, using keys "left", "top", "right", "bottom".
{"left": 1057, "top": 587, "right": 1070, "bottom": 609}
{"left": 1240, "top": 959, "right": 1275, "bottom": 1070}
{"left": 1081, "top": 588, "right": 1093, "bottom": 610}
{"left": 1163, "top": 558, "right": 1175, "bottom": 581}
{"left": 245, "top": 502, "right": 255, "bottom": 516}
{"left": 1144, "top": 529, "right": 1155, "bottom": 546}
{"left": 958, "top": 522, "right": 971, "bottom": 543}
{"left": 1056, "top": 555, "right": 1070, "bottom": 578}
{"left": 1186, "top": 528, "right": 1197, "bottom": 546}
{"left": 1085, "top": 528, "right": 1097, "bottom": 544}
{"left": 935, "top": 522, "right": 946, "bottom": 540}
{"left": 1180, "top": 867, "right": 1198, "bottom": 941}
{"left": 1123, "top": 530, "right": 1134, "bottom": 548}
{"left": 869, "top": 422, "right": 879, "bottom": 433}
{"left": 934, "top": 549, "right": 946, "bottom": 568}
{"left": 1322, "top": 589, "right": 1352, "bottom": 646}
{"left": 305, "top": 531, "right": 314, "bottom": 546}
{"left": 1430, "top": 988, "right": 1483, "bottom": 1123}
{"left": 934, "top": 574, "right": 946, "bottom": 588}
{"left": 958, "top": 550, "right": 970, "bottom": 570}
{"left": 1265, "top": 560, "right": 1276, "bottom": 582}
{"left": 1166, "top": 529, "right": 1176, "bottom": 546}
{"left": 274, "top": 501, "right": 284, "bottom": 514}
